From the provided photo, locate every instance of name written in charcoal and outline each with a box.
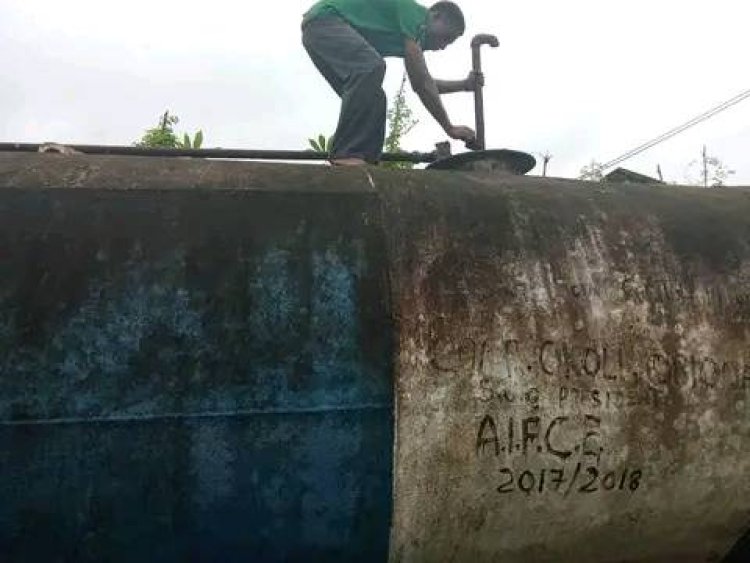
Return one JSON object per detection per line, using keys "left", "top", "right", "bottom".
{"left": 476, "top": 414, "right": 605, "bottom": 462}
{"left": 465, "top": 339, "right": 750, "bottom": 395}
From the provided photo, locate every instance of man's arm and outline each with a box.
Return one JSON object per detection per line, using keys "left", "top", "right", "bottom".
{"left": 435, "top": 72, "right": 483, "bottom": 94}
{"left": 403, "top": 39, "right": 475, "bottom": 142}
{"left": 435, "top": 79, "right": 468, "bottom": 95}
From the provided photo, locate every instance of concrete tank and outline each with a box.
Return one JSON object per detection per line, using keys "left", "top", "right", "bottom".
{"left": 0, "top": 152, "right": 748, "bottom": 562}
{"left": 379, "top": 169, "right": 750, "bottom": 563}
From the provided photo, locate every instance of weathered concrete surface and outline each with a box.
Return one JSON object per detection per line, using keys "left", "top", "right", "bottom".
{"left": 379, "top": 172, "right": 750, "bottom": 562}
{"left": 0, "top": 153, "right": 394, "bottom": 562}
{"left": 1, "top": 152, "right": 749, "bottom": 562}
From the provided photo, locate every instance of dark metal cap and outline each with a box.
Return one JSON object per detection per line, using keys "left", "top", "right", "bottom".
{"left": 426, "top": 149, "right": 536, "bottom": 175}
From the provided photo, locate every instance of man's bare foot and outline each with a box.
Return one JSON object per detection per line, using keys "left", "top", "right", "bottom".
{"left": 330, "top": 157, "right": 367, "bottom": 167}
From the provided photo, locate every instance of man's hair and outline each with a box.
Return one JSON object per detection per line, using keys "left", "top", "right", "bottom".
{"left": 430, "top": 1, "right": 466, "bottom": 35}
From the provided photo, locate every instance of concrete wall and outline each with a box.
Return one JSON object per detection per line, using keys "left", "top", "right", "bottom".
{"left": 0, "top": 152, "right": 749, "bottom": 562}
{"left": 380, "top": 174, "right": 750, "bottom": 562}
{"left": 0, "top": 154, "right": 394, "bottom": 562}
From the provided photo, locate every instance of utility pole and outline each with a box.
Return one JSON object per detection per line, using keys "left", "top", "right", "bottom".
{"left": 541, "top": 152, "right": 552, "bottom": 177}
{"left": 702, "top": 145, "right": 708, "bottom": 188}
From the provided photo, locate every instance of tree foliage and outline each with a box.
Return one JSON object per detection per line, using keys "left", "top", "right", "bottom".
{"left": 578, "top": 160, "right": 605, "bottom": 182}
{"left": 685, "top": 147, "right": 735, "bottom": 187}
{"left": 579, "top": 147, "right": 735, "bottom": 186}
{"left": 382, "top": 74, "right": 419, "bottom": 170}
{"left": 136, "top": 110, "right": 203, "bottom": 149}
{"left": 308, "top": 134, "right": 333, "bottom": 153}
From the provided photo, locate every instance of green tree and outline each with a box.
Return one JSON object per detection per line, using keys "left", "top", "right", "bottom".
{"left": 382, "top": 73, "right": 419, "bottom": 170}
{"left": 136, "top": 110, "right": 203, "bottom": 149}
{"left": 579, "top": 160, "right": 605, "bottom": 181}
{"left": 685, "top": 145, "right": 735, "bottom": 187}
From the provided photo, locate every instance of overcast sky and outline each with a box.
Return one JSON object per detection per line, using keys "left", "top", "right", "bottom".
{"left": 1, "top": 0, "right": 748, "bottom": 183}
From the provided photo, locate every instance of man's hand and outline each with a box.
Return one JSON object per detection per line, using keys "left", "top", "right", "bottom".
{"left": 462, "top": 71, "right": 484, "bottom": 92}
{"left": 447, "top": 125, "right": 476, "bottom": 145}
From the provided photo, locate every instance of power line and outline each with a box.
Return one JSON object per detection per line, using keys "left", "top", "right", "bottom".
{"left": 601, "top": 87, "right": 750, "bottom": 170}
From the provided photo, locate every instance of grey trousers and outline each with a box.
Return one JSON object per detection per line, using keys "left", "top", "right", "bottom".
{"left": 302, "top": 16, "right": 387, "bottom": 163}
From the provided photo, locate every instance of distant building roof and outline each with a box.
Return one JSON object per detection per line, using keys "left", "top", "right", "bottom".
{"left": 603, "top": 167, "right": 664, "bottom": 184}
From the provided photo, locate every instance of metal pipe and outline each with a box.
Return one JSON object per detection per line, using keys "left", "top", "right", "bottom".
{"left": 469, "top": 34, "right": 499, "bottom": 151}
{"left": 0, "top": 143, "right": 438, "bottom": 164}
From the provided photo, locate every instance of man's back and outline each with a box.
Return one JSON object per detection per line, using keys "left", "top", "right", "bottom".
{"left": 304, "top": 0, "right": 428, "bottom": 57}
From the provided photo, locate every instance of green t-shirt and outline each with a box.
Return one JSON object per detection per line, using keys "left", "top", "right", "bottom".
{"left": 304, "top": 0, "right": 429, "bottom": 57}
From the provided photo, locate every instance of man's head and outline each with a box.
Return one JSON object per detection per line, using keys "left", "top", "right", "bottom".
{"left": 424, "top": 1, "right": 465, "bottom": 51}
